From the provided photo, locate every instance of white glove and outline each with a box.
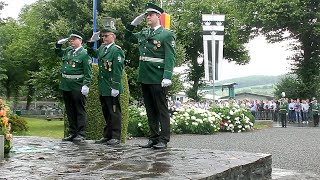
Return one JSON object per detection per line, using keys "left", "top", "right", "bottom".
{"left": 89, "top": 31, "right": 100, "bottom": 42}
{"left": 57, "top": 38, "right": 69, "bottom": 44}
{"left": 111, "top": 89, "right": 119, "bottom": 97}
{"left": 130, "top": 13, "right": 145, "bottom": 26}
{"left": 161, "top": 79, "right": 172, "bottom": 87}
{"left": 81, "top": 85, "right": 89, "bottom": 96}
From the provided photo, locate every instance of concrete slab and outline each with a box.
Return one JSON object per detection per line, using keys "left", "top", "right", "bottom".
{"left": 0, "top": 136, "right": 272, "bottom": 179}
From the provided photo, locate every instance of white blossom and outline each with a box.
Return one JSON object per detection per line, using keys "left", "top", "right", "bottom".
{"left": 192, "top": 122, "right": 198, "bottom": 126}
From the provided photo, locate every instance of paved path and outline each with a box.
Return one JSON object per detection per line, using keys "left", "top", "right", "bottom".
{"left": 127, "top": 124, "right": 320, "bottom": 179}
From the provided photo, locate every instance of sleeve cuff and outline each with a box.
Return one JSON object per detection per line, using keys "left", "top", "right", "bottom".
{"left": 163, "top": 70, "right": 173, "bottom": 80}
{"left": 126, "top": 24, "right": 136, "bottom": 31}
{"left": 55, "top": 43, "right": 62, "bottom": 49}
{"left": 111, "top": 81, "right": 120, "bottom": 90}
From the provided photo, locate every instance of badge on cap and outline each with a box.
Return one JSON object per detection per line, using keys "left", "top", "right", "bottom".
{"left": 171, "top": 40, "right": 176, "bottom": 48}
{"left": 118, "top": 56, "right": 122, "bottom": 62}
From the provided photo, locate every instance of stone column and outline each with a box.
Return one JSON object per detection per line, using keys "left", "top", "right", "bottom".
{"left": 0, "top": 135, "right": 4, "bottom": 160}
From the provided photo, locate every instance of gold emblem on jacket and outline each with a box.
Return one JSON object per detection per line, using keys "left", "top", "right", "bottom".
{"left": 104, "top": 61, "right": 112, "bottom": 71}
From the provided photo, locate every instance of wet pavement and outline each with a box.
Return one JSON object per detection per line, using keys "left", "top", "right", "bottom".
{"left": 0, "top": 136, "right": 271, "bottom": 180}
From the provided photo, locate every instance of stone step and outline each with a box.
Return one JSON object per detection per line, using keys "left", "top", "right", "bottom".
{"left": 1, "top": 136, "right": 272, "bottom": 179}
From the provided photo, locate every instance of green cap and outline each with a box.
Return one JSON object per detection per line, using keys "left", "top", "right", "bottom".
{"left": 68, "top": 30, "right": 85, "bottom": 40}
{"left": 101, "top": 27, "right": 118, "bottom": 35}
{"left": 145, "top": 3, "right": 164, "bottom": 15}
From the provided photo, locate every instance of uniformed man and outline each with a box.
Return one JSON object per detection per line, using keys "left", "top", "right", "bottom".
{"left": 279, "top": 98, "right": 288, "bottom": 128}
{"left": 124, "top": 3, "right": 176, "bottom": 149}
{"left": 311, "top": 98, "right": 319, "bottom": 127}
{"left": 55, "top": 30, "right": 93, "bottom": 142}
{"left": 88, "top": 25, "right": 125, "bottom": 146}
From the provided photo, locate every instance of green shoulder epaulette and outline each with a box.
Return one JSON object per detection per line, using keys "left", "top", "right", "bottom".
{"left": 115, "top": 45, "right": 122, "bottom": 49}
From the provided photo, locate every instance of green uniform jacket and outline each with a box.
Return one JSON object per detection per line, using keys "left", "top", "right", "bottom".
{"left": 311, "top": 103, "right": 319, "bottom": 115}
{"left": 89, "top": 43, "right": 125, "bottom": 96}
{"left": 279, "top": 101, "right": 288, "bottom": 114}
{"left": 55, "top": 44, "right": 93, "bottom": 91}
{"left": 124, "top": 24, "right": 176, "bottom": 84}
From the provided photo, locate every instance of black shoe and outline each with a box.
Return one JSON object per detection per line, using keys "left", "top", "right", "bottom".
{"left": 73, "top": 135, "right": 85, "bottom": 142}
{"left": 153, "top": 142, "right": 167, "bottom": 149}
{"left": 95, "top": 138, "right": 109, "bottom": 144}
{"left": 106, "top": 139, "right": 120, "bottom": 146}
{"left": 139, "top": 140, "right": 157, "bottom": 148}
{"left": 62, "top": 135, "right": 76, "bottom": 141}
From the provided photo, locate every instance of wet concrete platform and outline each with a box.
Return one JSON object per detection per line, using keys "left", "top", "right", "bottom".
{"left": 0, "top": 136, "right": 272, "bottom": 180}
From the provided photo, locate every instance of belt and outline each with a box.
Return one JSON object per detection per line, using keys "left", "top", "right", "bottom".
{"left": 139, "top": 56, "right": 164, "bottom": 63}
{"left": 62, "top": 74, "right": 84, "bottom": 79}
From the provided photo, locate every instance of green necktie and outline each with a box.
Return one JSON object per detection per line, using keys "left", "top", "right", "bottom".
{"left": 149, "top": 28, "right": 154, "bottom": 35}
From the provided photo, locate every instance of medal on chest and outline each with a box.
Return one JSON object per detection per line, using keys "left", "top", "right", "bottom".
{"left": 108, "top": 62, "right": 112, "bottom": 71}
{"left": 153, "top": 40, "right": 161, "bottom": 50}
{"left": 103, "top": 61, "right": 112, "bottom": 71}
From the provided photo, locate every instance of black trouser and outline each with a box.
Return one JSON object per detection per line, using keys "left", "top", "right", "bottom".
{"left": 99, "top": 95, "right": 122, "bottom": 140}
{"left": 280, "top": 113, "right": 287, "bottom": 127}
{"left": 63, "top": 90, "right": 87, "bottom": 137}
{"left": 141, "top": 83, "right": 170, "bottom": 144}
{"left": 313, "top": 114, "right": 319, "bottom": 127}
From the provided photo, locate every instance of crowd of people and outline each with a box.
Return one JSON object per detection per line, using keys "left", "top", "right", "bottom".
{"left": 168, "top": 97, "right": 320, "bottom": 127}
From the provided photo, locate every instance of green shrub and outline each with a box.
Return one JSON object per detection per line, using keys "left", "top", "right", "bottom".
{"left": 210, "top": 106, "right": 254, "bottom": 133}
{"left": 127, "top": 106, "right": 221, "bottom": 136}
{"left": 127, "top": 105, "right": 255, "bottom": 136}
{"left": 120, "top": 71, "right": 129, "bottom": 143}
{"left": 172, "top": 107, "right": 221, "bottom": 134}
{"left": 127, "top": 106, "right": 149, "bottom": 137}
{"left": 85, "top": 64, "right": 105, "bottom": 140}
{"left": 9, "top": 114, "right": 29, "bottom": 134}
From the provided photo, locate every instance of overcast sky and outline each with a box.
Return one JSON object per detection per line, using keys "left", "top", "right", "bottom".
{"left": 1, "top": 0, "right": 295, "bottom": 81}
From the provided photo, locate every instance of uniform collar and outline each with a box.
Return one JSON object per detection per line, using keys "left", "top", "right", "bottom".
{"left": 105, "top": 42, "right": 114, "bottom": 49}
{"left": 152, "top": 25, "right": 161, "bottom": 31}
{"left": 73, "top": 46, "right": 82, "bottom": 53}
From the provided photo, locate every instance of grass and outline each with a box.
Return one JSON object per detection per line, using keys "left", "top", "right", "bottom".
{"left": 13, "top": 117, "right": 270, "bottom": 139}
{"left": 18, "top": 117, "right": 64, "bottom": 139}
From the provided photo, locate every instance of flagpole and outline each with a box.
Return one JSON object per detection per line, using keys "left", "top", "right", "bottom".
{"left": 93, "top": 0, "right": 98, "bottom": 63}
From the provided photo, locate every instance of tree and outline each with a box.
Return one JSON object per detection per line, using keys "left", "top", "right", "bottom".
{"left": 233, "top": 0, "right": 320, "bottom": 98}
{"left": 0, "top": 19, "right": 27, "bottom": 104}
{"left": 0, "top": 1, "right": 6, "bottom": 24}
{"left": 273, "top": 75, "right": 307, "bottom": 100}
{"left": 165, "top": 0, "right": 252, "bottom": 101}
